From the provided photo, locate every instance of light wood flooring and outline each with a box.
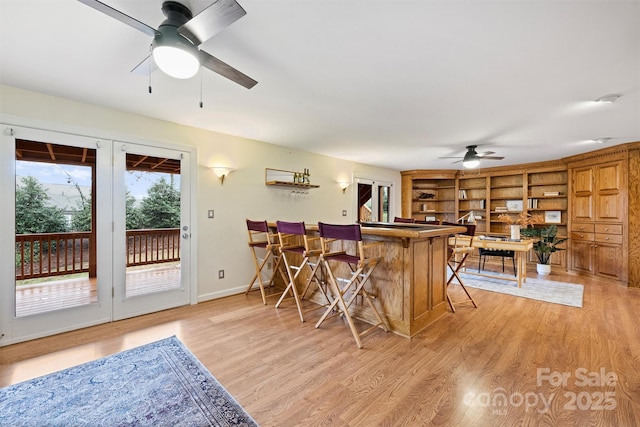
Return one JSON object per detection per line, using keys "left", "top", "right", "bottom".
{"left": 1, "top": 268, "right": 639, "bottom": 426}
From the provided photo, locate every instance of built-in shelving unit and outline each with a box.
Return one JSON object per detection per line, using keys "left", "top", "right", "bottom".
{"left": 401, "top": 171, "right": 457, "bottom": 223}
{"left": 457, "top": 176, "right": 488, "bottom": 233}
{"left": 401, "top": 163, "right": 569, "bottom": 268}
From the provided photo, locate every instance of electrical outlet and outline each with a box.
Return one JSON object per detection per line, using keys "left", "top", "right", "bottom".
{"left": 207, "top": 210, "right": 214, "bottom": 218}
{"left": 218, "top": 270, "right": 224, "bottom": 279}
{"left": 342, "top": 210, "right": 347, "bottom": 216}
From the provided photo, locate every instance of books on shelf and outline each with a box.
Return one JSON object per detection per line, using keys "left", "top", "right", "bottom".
{"left": 543, "top": 191, "right": 561, "bottom": 196}
{"left": 495, "top": 206, "right": 508, "bottom": 212}
{"left": 527, "top": 198, "right": 539, "bottom": 209}
{"left": 459, "top": 189, "right": 467, "bottom": 199}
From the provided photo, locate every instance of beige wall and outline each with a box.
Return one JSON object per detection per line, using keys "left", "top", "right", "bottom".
{"left": 0, "top": 85, "right": 401, "bottom": 301}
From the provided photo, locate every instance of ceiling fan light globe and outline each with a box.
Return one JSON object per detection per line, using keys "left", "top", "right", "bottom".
{"left": 153, "top": 45, "right": 199, "bottom": 79}
{"left": 462, "top": 159, "right": 480, "bottom": 169}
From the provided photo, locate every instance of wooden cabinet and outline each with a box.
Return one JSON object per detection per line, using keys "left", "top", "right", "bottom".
{"left": 567, "top": 154, "right": 627, "bottom": 283}
{"left": 570, "top": 222, "right": 623, "bottom": 280}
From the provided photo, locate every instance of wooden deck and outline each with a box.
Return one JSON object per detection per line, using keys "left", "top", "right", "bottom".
{"left": 15, "top": 264, "right": 181, "bottom": 317}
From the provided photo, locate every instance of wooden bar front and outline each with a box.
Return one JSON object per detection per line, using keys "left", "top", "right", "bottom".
{"left": 297, "top": 222, "right": 465, "bottom": 338}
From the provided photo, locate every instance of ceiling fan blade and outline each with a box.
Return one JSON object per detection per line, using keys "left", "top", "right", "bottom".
{"left": 77, "top": 0, "right": 158, "bottom": 37}
{"left": 199, "top": 50, "right": 257, "bottom": 89}
{"left": 130, "top": 55, "right": 158, "bottom": 75}
{"left": 451, "top": 159, "right": 463, "bottom": 164}
{"left": 481, "top": 156, "right": 505, "bottom": 160}
{"left": 178, "top": 0, "right": 246, "bottom": 45}
{"left": 438, "top": 156, "right": 463, "bottom": 159}
{"left": 477, "top": 151, "right": 496, "bottom": 157}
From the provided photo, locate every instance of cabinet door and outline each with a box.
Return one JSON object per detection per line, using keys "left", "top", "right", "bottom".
{"left": 594, "top": 243, "right": 623, "bottom": 280}
{"left": 572, "top": 167, "right": 594, "bottom": 221}
{"left": 571, "top": 240, "right": 594, "bottom": 274}
{"left": 595, "top": 162, "right": 623, "bottom": 222}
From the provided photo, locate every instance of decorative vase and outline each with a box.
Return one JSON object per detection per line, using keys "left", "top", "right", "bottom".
{"left": 510, "top": 224, "right": 521, "bottom": 240}
{"left": 536, "top": 263, "right": 551, "bottom": 275}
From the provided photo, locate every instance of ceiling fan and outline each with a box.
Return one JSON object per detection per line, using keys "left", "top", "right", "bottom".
{"left": 78, "top": 0, "right": 257, "bottom": 89}
{"left": 439, "top": 145, "right": 505, "bottom": 168}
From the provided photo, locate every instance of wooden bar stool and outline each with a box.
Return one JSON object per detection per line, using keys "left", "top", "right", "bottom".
{"left": 275, "top": 221, "right": 328, "bottom": 322}
{"left": 315, "top": 222, "right": 388, "bottom": 349}
{"left": 245, "top": 219, "right": 283, "bottom": 304}
{"left": 444, "top": 222, "right": 478, "bottom": 312}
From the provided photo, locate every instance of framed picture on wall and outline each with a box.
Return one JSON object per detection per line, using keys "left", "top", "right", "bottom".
{"left": 545, "top": 210, "right": 562, "bottom": 223}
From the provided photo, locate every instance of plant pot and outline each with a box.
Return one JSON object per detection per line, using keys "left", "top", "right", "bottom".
{"left": 536, "top": 263, "right": 551, "bottom": 275}
{"left": 510, "top": 225, "right": 521, "bottom": 240}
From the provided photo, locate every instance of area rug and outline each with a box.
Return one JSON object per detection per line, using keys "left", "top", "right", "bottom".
{"left": 453, "top": 272, "right": 584, "bottom": 308}
{"left": 0, "top": 336, "right": 258, "bottom": 427}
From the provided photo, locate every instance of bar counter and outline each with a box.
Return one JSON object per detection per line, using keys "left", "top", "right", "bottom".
{"left": 278, "top": 222, "right": 465, "bottom": 338}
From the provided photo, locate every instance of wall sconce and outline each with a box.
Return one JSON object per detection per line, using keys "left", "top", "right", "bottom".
{"left": 211, "top": 166, "right": 234, "bottom": 184}
{"left": 338, "top": 181, "right": 351, "bottom": 193}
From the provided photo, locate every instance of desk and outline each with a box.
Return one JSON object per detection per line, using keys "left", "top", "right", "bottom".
{"left": 449, "top": 237, "right": 533, "bottom": 287}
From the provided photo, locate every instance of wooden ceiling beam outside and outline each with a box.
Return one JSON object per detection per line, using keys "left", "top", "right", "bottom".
{"left": 45, "top": 143, "right": 56, "bottom": 161}
{"left": 15, "top": 140, "right": 180, "bottom": 174}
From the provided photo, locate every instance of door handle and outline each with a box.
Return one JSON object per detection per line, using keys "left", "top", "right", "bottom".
{"left": 182, "top": 233, "right": 190, "bottom": 239}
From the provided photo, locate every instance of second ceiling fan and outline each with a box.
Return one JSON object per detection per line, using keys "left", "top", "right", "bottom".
{"left": 78, "top": 0, "right": 257, "bottom": 89}
{"left": 440, "top": 145, "right": 504, "bottom": 168}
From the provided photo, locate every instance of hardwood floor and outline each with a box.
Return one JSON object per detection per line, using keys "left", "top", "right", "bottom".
{"left": 1, "top": 269, "right": 639, "bottom": 426}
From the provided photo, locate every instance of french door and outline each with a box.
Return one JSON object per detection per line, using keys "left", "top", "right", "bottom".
{"left": 0, "top": 126, "right": 113, "bottom": 345}
{"left": 112, "top": 141, "right": 191, "bottom": 320}
{"left": 355, "top": 177, "right": 392, "bottom": 222}
{"left": 0, "top": 125, "right": 195, "bottom": 345}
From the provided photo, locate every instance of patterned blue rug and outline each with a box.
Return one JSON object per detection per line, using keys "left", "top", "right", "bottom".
{"left": 454, "top": 272, "right": 584, "bottom": 308}
{"left": 0, "top": 336, "right": 258, "bottom": 427}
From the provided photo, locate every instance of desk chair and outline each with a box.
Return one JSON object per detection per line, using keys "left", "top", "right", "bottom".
{"left": 478, "top": 248, "right": 516, "bottom": 276}
{"left": 275, "top": 221, "right": 328, "bottom": 322}
{"left": 444, "top": 222, "right": 478, "bottom": 312}
{"left": 245, "top": 219, "right": 282, "bottom": 304}
{"left": 315, "top": 222, "right": 388, "bottom": 349}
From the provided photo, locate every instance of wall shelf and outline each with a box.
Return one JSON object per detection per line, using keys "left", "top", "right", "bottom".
{"left": 265, "top": 168, "right": 319, "bottom": 189}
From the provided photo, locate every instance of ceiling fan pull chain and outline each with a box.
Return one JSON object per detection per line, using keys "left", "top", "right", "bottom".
{"left": 148, "top": 44, "right": 153, "bottom": 94}
{"left": 199, "top": 67, "right": 204, "bottom": 108}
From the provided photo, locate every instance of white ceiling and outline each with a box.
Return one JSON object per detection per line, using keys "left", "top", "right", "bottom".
{"left": 1, "top": 0, "right": 639, "bottom": 171}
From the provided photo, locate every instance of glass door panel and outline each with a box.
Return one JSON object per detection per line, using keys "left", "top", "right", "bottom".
{"left": 355, "top": 177, "right": 392, "bottom": 222}
{"left": 112, "top": 142, "right": 191, "bottom": 320}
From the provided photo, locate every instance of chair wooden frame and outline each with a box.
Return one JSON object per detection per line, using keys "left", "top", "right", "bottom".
{"left": 315, "top": 222, "right": 388, "bottom": 349}
{"left": 275, "top": 221, "right": 330, "bottom": 322}
{"left": 245, "top": 219, "right": 284, "bottom": 304}
{"left": 445, "top": 222, "right": 478, "bottom": 312}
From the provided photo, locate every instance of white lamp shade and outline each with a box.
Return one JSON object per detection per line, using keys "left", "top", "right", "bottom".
{"left": 153, "top": 45, "right": 200, "bottom": 79}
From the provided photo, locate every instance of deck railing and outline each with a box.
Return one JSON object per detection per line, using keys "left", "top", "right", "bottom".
{"left": 126, "top": 228, "right": 181, "bottom": 267}
{"left": 15, "top": 232, "right": 92, "bottom": 280}
{"left": 15, "top": 228, "right": 180, "bottom": 280}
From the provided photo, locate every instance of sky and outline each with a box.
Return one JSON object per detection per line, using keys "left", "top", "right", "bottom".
{"left": 15, "top": 161, "right": 179, "bottom": 200}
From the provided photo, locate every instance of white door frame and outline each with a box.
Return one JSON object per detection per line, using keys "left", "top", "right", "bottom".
{"left": 353, "top": 176, "right": 393, "bottom": 222}
{"left": 0, "top": 125, "right": 113, "bottom": 345}
{"left": 111, "top": 141, "right": 194, "bottom": 320}
{"left": 0, "top": 119, "right": 198, "bottom": 346}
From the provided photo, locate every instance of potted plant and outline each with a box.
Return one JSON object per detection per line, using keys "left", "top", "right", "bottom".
{"left": 519, "top": 224, "right": 568, "bottom": 275}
